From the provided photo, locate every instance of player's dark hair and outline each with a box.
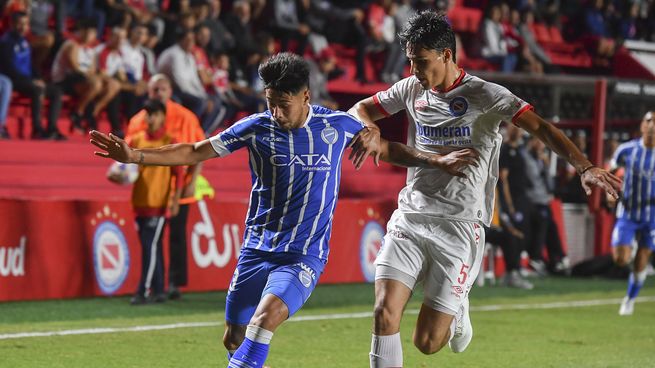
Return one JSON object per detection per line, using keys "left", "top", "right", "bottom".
{"left": 258, "top": 52, "right": 309, "bottom": 95}
{"left": 143, "top": 99, "right": 166, "bottom": 115}
{"left": 75, "top": 18, "right": 97, "bottom": 31}
{"left": 399, "top": 11, "right": 457, "bottom": 62}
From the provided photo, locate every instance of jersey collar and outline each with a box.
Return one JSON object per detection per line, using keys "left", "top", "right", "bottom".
{"left": 432, "top": 68, "right": 466, "bottom": 93}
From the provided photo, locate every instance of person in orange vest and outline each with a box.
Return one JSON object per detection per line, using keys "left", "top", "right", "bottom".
{"left": 126, "top": 98, "right": 184, "bottom": 304}
{"left": 127, "top": 74, "right": 206, "bottom": 300}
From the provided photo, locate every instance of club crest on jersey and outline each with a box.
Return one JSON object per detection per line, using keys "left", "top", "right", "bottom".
{"left": 449, "top": 97, "right": 468, "bottom": 117}
{"left": 414, "top": 99, "right": 428, "bottom": 111}
{"left": 321, "top": 126, "right": 338, "bottom": 145}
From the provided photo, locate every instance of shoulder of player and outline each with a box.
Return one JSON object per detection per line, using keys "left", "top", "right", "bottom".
{"left": 616, "top": 139, "right": 641, "bottom": 155}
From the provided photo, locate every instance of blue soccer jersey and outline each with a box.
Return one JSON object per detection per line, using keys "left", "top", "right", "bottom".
{"left": 611, "top": 139, "right": 655, "bottom": 222}
{"left": 209, "top": 105, "right": 365, "bottom": 261}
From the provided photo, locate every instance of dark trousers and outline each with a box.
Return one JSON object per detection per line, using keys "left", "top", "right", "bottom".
{"left": 485, "top": 226, "right": 522, "bottom": 272}
{"left": 168, "top": 204, "right": 190, "bottom": 287}
{"left": 13, "top": 79, "right": 62, "bottom": 133}
{"left": 136, "top": 216, "right": 166, "bottom": 297}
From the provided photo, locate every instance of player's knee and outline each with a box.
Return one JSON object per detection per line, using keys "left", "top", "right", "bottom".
{"left": 612, "top": 249, "right": 631, "bottom": 267}
{"left": 373, "top": 304, "right": 402, "bottom": 333}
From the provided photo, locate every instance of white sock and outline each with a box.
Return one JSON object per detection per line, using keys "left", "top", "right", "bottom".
{"left": 370, "top": 333, "right": 403, "bottom": 368}
{"left": 245, "top": 324, "right": 274, "bottom": 345}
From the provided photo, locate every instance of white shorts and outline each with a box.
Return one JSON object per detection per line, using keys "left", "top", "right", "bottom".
{"left": 375, "top": 210, "right": 485, "bottom": 315}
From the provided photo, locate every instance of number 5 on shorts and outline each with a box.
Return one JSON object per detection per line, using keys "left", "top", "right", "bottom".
{"left": 457, "top": 264, "right": 470, "bottom": 285}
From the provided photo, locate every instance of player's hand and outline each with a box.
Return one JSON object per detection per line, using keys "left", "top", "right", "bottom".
{"left": 432, "top": 148, "right": 479, "bottom": 178}
{"left": 349, "top": 126, "right": 382, "bottom": 169}
{"left": 90, "top": 130, "right": 135, "bottom": 163}
{"left": 580, "top": 166, "right": 622, "bottom": 199}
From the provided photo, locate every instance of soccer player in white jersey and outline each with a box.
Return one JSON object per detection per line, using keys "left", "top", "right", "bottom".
{"left": 608, "top": 111, "right": 655, "bottom": 315}
{"left": 348, "top": 11, "right": 622, "bottom": 367}
{"left": 89, "top": 52, "right": 479, "bottom": 368}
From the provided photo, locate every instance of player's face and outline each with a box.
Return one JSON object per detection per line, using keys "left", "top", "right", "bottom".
{"left": 148, "top": 80, "right": 172, "bottom": 102}
{"left": 640, "top": 111, "right": 654, "bottom": 142}
{"left": 266, "top": 88, "right": 310, "bottom": 130}
{"left": 146, "top": 111, "right": 165, "bottom": 132}
{"left": 13, "top": 15, "right": 29, "bottom": 36}
{"left": 406, "top": 45, "right": 449, "bottom": 90}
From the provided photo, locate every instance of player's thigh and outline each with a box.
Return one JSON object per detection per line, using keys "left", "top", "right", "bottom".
{"left": 611, "top": 218, "right": 638, "bottom": 265}
{"left": 225, "top": 250, "right": 271, "bottom": 326}
{"left": 423, "top": 220, "right": 485, "bottom": 315}
{"left": 262, "top": 253, "right": 325, "bottom": 320}
{"left": 375, "top": 211, "right": 426, "bottom": 286}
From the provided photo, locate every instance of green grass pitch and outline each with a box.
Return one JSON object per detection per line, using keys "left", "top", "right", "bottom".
{"left": 1, "top": 277, "right": 653, "bottom": 367}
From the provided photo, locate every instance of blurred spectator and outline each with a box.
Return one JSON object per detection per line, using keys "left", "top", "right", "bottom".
{"left": 307, "top": 48, "right": 338, "bottom": 110}
{"left": 303, "top": 0, "right": 368, "bottom": 83}
{"left": 557, "top": 129, "right": 589, "bottom": 203}
{"left": 0, "top": 11, "right": 64, "bottom": 140}
{"left": 65, "top": 0, "right": 106, "bottom": 36}
{"left": 120, "top": 22, "right": 151, "bottom": 118}
{"left": 194, "top": 0, "right": 234, "bottom": 53}
{"left": 583, "top": 0, "right": 616, "bottom": 67}
{"left": 127, "top": 75, "right": 205, "bottom": 301}
{"left": 367, "top": 0, "right": 405, "bottom": 83}
{"left": 268, "top": 0, "right": 310, "bottom": 56}
{"left": 518, "top": 8, "right": 555, "bottom": 72}
{"left": 223, "top": 0, "right": 263, "bottom": 70}
{"left": 487, "top": 188, "right": 534, "bottom": 289}
{"left": 157, "top": 29, "right": 224, "bottom": 133}
{"left": 51, "top": 20, "right": 122, "bottom": 132}
{"left": 506, "top": 8, "right": 543, "bottom": 74}
{"left": 192, "top": 23, "right": 214, "bottom": 87}
{"left": 481, "top": 3, "right": 517, "bottom": 72}
{"left": 159, "top": 0, "right": 192, "bottom": 51}
{"left": 0, "top": 73, "right": 11, "bottom": 139}
{"left": 603, "top": 131, "right": 621, "bottom": 170}
{"left": 524, "top": 135, "right": 568, "bottom": 275}
{"left": 123, "top": 98, "right": 184, "bottom": 305}
{"left": 27, "top": 0, "right": 56, "bottom": 74}
{"left": 96, "top": 26, "right": 129, "bottom": 135}
{"left": 209, "top": 51, "right": 264, "bottom": 121}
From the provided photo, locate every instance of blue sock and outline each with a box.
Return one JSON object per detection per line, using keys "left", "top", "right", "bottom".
{"left": 627, "top": 270, "right": 647, "bottom": 299}
{"left": 227, "top": 325, "right": 273, "bottom": 368}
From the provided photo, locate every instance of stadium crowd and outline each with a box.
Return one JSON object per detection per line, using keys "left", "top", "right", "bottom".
{"left": 0, "top": 0, "right": 654, "bottom": 140}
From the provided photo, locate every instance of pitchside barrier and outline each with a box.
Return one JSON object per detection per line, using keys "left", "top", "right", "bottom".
{"left": 0, "top": 198, "right": 396, "bottom": 301}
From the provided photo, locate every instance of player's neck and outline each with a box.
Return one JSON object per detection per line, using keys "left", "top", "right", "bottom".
{"left": 642, "top": 137, "right": 654, "bottom": 148}
{"left": 434, "top": 65, "right": 463, "bottom": 92}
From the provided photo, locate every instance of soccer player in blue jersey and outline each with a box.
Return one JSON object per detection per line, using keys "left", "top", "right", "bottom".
{"left": 90, "top": 52, "right": 480, "bottom": 367}
{"left": 609, "top": 111, "right": 655, "bottom": 315}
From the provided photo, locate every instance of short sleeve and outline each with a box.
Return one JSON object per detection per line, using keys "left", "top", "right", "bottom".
{"left": 373, "top": 77, "right": 413, "bottom": 117}
{"left": 610, "top": 144, "right": 629, "bottom": 170}
{"left": 339, "top": 114, "right": 366, "bottom": 146}
{"left": 486, "top": 83, "right": 533, "bottom": 124}
{"left": 208, "top": 116, "right": 257, "bottom": 157}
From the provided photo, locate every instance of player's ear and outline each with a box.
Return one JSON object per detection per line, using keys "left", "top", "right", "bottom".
{"left": 443, "top": 48, "right": 453, "bottom": 63}
{"left": 303, "top": 88, "right": 310, "bottom": 104}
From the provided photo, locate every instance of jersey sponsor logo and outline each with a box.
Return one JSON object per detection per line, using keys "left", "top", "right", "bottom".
{"left": 360, "top": 221, "right": 385, "bottom": 283}
{"left": 414, "top": 99, "right": 428, "bottom": 111}
{"left": 321, "top": 126, "right": 339, "bottom": 145}
{"left": 270, "top": 154, "right": 332, "bottom": 171}
{"left": 263, "top": 136, "right": 284, "bottom": 142}
{"left": 222, "top": 137, "right": 239, "bottom": 146}
{"left": 0, "top": 236, "right": 26, "bottom": 278}
{"left": 449, "top": 96, "right": 468, "bottom": 117}
{"left": 416, "top": 123, "right": 472, "bottom": 139}
{"left": 93, "top": 221, "right": 130, "bottom": 295}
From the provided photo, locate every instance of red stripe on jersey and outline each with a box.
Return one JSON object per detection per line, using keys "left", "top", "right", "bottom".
{"left": 372, "top": 94, "right": 391, "bottom": 117}
{"left": 511, "top": 104, "right": 534, "bottom": 125}
{"left": 432, "top": 68, "right": 466, "bottom": 93}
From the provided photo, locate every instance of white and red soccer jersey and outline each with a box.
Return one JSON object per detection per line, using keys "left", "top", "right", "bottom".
{"left": 96, "top": 44, "right": 125, "bottom": 78}
{"left": 120, "top": 41, "right": 145, "bottom": 82}
{"left": 373, "top": 70, "right": 532, "bottom": 226}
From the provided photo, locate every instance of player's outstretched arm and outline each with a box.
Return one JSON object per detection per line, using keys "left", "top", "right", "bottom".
{"left": 379, "top": 139, "right": 479, "bottom": 177}
{"left": 90, "top": 130, "right": 218, "bottom": 166}
{"left": 514, "top": 110, "right": 622, "bottom": 198}
{"left": 348, "top": 97, "right": 386, "bottom": 169}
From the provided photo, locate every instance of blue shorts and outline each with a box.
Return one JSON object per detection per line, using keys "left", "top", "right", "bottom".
{"left": 225, "top": 248, "right": 326, "bottom": 325}
{"left": 611, "top": 217, "right": 655, "bottom": 250}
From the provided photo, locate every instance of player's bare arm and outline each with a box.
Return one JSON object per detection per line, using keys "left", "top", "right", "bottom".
{"left": 90, "top": 130, "right": 218, "bottom": 166}
{"left": 378, "top": 140, "right": 479, "bottom": 178}
{"left": 347, "top": 97, "right": 385, "bottom": 168}
{"left": 514, "top": 110, "right": 622, "bottom": 198}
